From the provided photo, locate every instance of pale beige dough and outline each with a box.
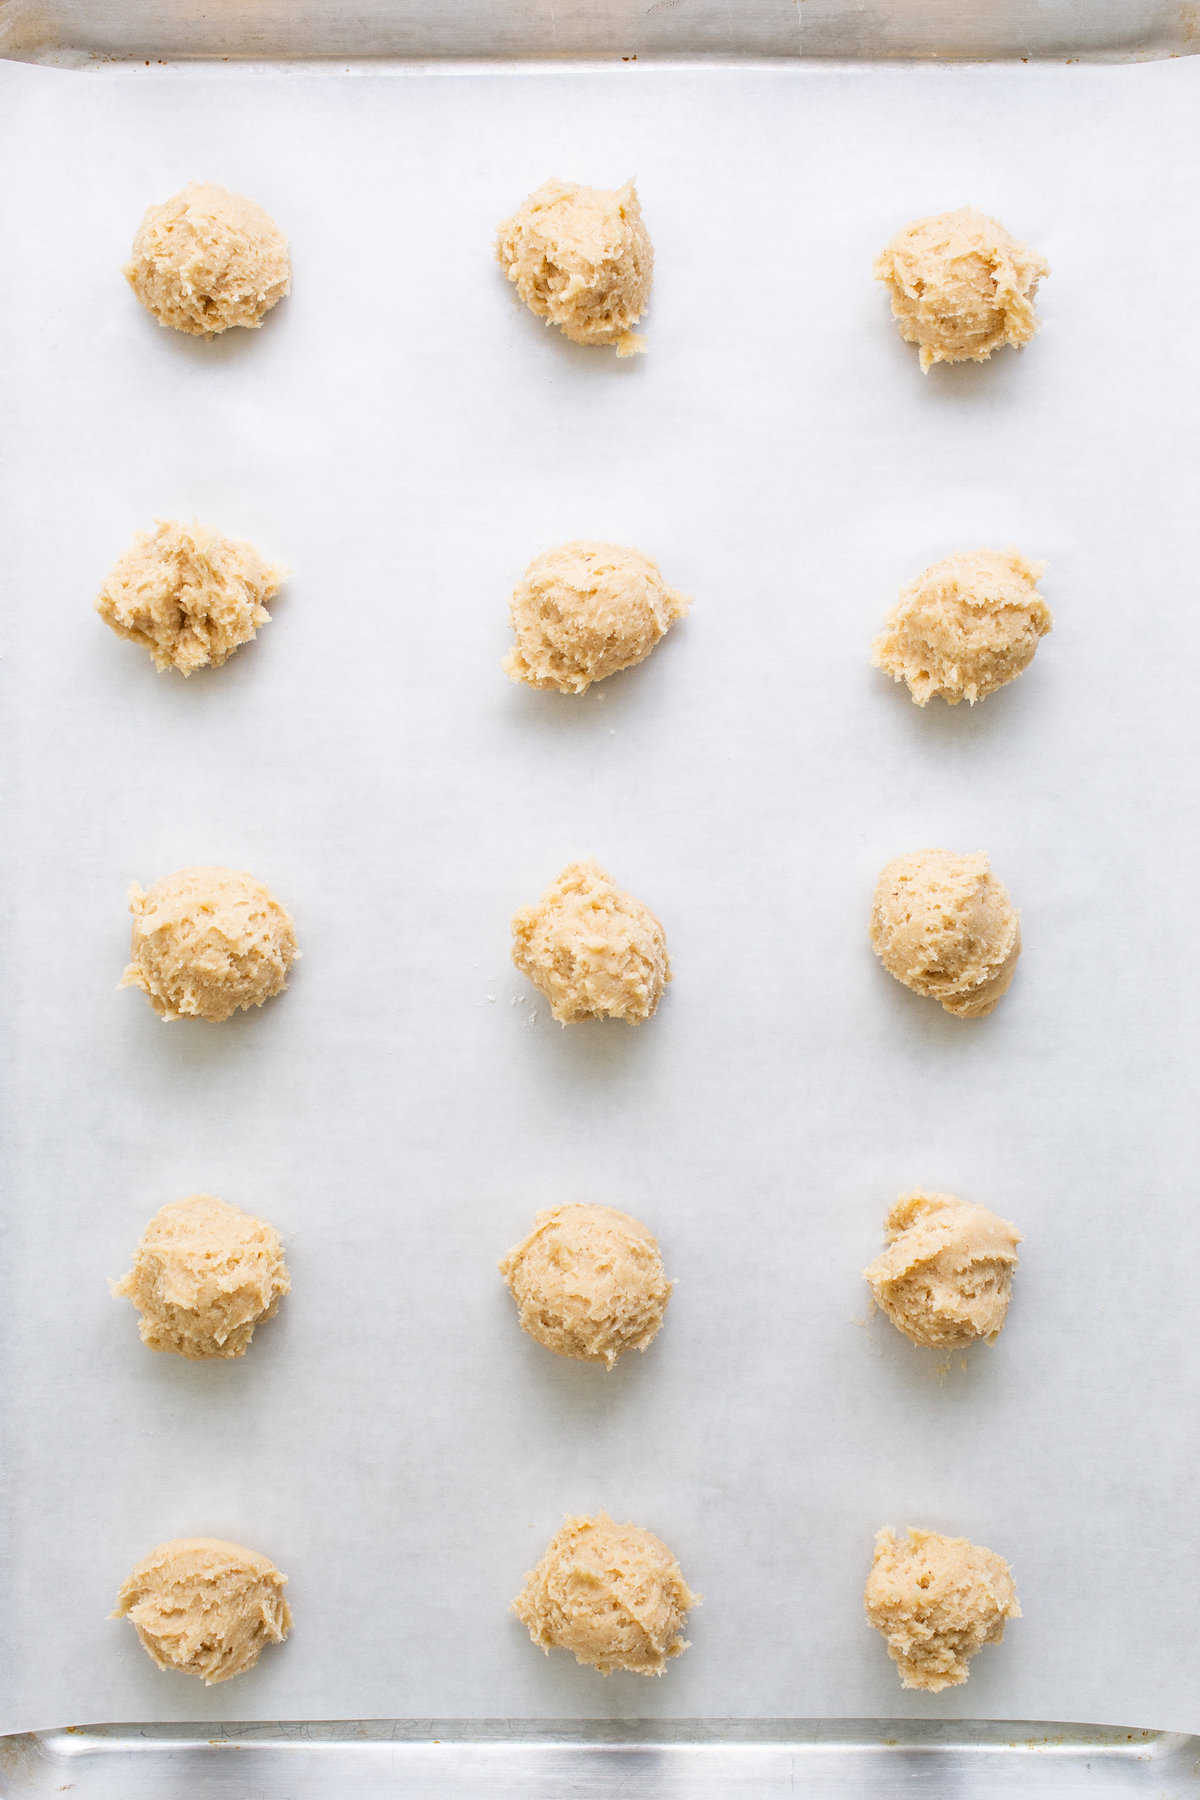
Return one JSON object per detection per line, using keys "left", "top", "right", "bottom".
{"left": 504, "top": 541, "right": 688, "bottom": 695}
{"left": 864, "top": 1191, "right": 1020, "bottom": 1348}
{"left": 864, "top": 1527, "right": 1020, "bottom": 1691}
{"left": 500, "top": 1203, "right": 671, "bottom": 1369}
{"left": 514, "top": 1513, "right": 698, "bottom": 1676}
{"left": 121, "top": 866, "right": 297, "bottom": 1023}
{"left": 114, "top": 1537, "right": 291, "bottom": 1684}
{"left": 872, "top": 550, "right": 1052, "bottom": 707}
{"left": 512, "top": 860, "right": 670, "bottom": 1024}
{"left": 870, "top": 850, "right": 1020, "bottom": 1019}
{"left": 96, "top": 519, "right": 285, "bottom": 676}
{"left": 125, "top": 181, "right": 290, "bottom": 335}
{"left": 496, "top": 179, "right": 653, "bottom": 355}
{"left": 874, "top": 207, "right": 1048, "bottom": 371}
{"left": 114, "top": 1194, "right": 290, "bottom": 1359}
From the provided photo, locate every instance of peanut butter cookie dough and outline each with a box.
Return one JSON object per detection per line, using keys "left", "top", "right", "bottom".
{"left": 115, "top": 1538, "right": 291, "bottom": 1684}
{"left": 865, "top": 1527, "right": 1020, "bottom": 1691}
{"left": 864, "top": 1192, "right": 1020, "bottom": 1349}
{"left": 496, "top": 179, "right": 652, "bottom": 355}
{"left": 96, "top": 520, "right": 285, "bottom": 676}
{"left": 114, "top": 1194, "right": 290, "bottom": 1359}
{"left": 872, "top": 550, "right": 1051, "bottom": 707}
{"left": 512, "top": 859, "right": 670, "bottom": 1024}
{"left": 875, "top": 207, "right": 1048, "bottom": 371}
{"left": 504, "top": 541, "right": 688, "bottom": 694}
{"left": 121, "top": 866, "right": 297, "bottom": 1023}
{"left": 514, "top": 1513, "right": 697, "bottom": 1675}
{"left": 870, "top": 850, "right": 1020, "bottom": 1019}
{"left": 125, "top": 181, "right": 290, "bottom": 335}
{"left": 500, "top": 1203, "right": 671, "bottom": 1368}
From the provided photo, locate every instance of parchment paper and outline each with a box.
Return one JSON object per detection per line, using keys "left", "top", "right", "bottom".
{"left": 1, "top": 53, "right": 1198, "bottom": 1737}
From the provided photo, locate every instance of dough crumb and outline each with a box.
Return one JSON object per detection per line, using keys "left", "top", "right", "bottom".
{"left": 504, "top": 541, "right": 688, "bottom": 694}
{"left": 874, "top": 207, "right": 1047, "bottom": 371}
{"left": 870, "top": 849, "right": 1020, "bottom": 1019}
{"left": 121, "top": 866, "right": 297, "bottom": 1023}
{"left": 864, "top": 1527, "right": 1020, "bottom": 1691}
{"left": 500, "top": 1203, "right": 671, "bottom": 1368}
{"left": 113, "top": 1194, "right": 290, "bottom": 1360}
{"left": 864, "top": 1191, "right": 1020, "bottom": 1348}
{"left": 125, "top": 181, "right": 290, "bottom": 335}
{"left": 96, "top": 519, "right": 285, "bottom": 676}
{"left": 496, "top": 178, "right": 652, "bottom": 355}
{"left": 511, "top": 859, "right": 669, "bottom": 1024}
{"left": 114, "top": 1538, "right": 291, "bottom": 1684}
{"left": 514, "top": 1513, "right": 697, "bottom": 1675}
{"left": 872, "top": 550, "right": 1051, "bottom": 707}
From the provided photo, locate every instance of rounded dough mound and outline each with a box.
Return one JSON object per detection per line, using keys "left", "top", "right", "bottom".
{"left": 870, "top": 849, "right": 1020, "bottom": 1019}
{"left": 864, "top": 1527, "right": 1020, "bottom": 1691}
{"left": 125, "top": 181, "right": 290, "bottom": 335}
{"left": 511, "top": 859, "right": 670, "bottom": 1025}
{"left": 114, "top": 1537, "right": 291, "bottom": 1684}
{"left": 514, "top": 1513, "right": 697, "bottom": 1676}
{"left": 874, "top": 207, "right": 1048, "bottom": 371}
{"left": 121, "top": 866, "right": 297, "bottom": 1023}
{"left": 96, "top": 519, "right": 284, "bottom": 676}
{"left": 496, "top": 178, "right": 653, "bottom": 356}
{"left": 872, "top": 550, "right": 1051, "bottom": 707}
{"left": 864, "top": 1191, "right": 1020, "bottom": 1348}
{"left": 114, "top": 1194, "right": 290, "bottom": 1359}
{"left": 504, "top": 541, "right": 689, "bottom": 695}
{"left": 500, "top": 1203, "right": 671, "bottom": 1369}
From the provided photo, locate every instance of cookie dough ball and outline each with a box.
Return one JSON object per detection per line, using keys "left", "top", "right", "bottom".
{"left": 864, "top": 1191, "right": 1020, "bottom": 1349}
{"left": 511, "top": 859, "right": 670, "bottom": 1024}
{"left": 500, "top": 1203, "right": 671, "bottom": 1369}
{"left": 114, "top": 1194, "right": 290, "bottom": 1360}
{"left": 96, "top": 519, "right": 284, "bottom": 676}
{"left": 505, "top": 541, "right": 689, "bottom": 695}
{"left": 121, "top": 866, "right": 297, "bottom": 1023}
{"left": 114, "top": 1538, "right": 291, "bottom": 1684}
{"left": 514, "top": 1513, "right": 697, "bottom": 1676}
{"left": 125, "top": 181, "right": 290, "bottom": 335}
{"left": 864, "top": 1527, "right": 1020, "bottom": 1691}
{"left": 496, "top": 178, "right": 653, "bottom": 356}
{"left": 870, "top": 850, "right": 1020, "bottom": 1019}
{"left": 874, "top": 208, "right": 1048, "bottom": 371}
{"left": 872, "top": 550, "right": 1051, "bottom": 707}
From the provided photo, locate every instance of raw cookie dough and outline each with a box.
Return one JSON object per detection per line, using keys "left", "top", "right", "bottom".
{"left": 864, "top": 1191, "right": 1021, "bottom": 1348}
{"left": 869, "top": 850, "right": 1020, "bottom": 1019}
{"left": 114, "top": 1194, "right": 290, "bottom": 1359}
{"left": 872, "top": 550, "right": 1052, "bottom": 707}
{"left": 121, "top": 866, "right": 297, "bottom": 1023}
{"left": 496, "top": 178, "right": 653, "bottom": 355}
{"left": 511, "top": 859, "right": 670, "bottom": 1024}
{"left": 96, "top": 519, "right": 285, "bottom": 676}
{"left": 864, "top": 1527, "right": 1020, "bottom": 1691}
{"left": 504, "top": 541, "right": 689, "bottom": 694}
{"left": 500, "top": 1203, "right": 671, "bottom": 1368}
{"left": 125, "top": 181, "right": 290, "bottom": 335}
{"left": 114, "top": 1538, "right": 291, "bottom": 1684}
{"left": 874, "top": 207, "right": 1048, "bottom": 371}
{"left": 514, "top": 1513, "right": 697, "bottom": 1676}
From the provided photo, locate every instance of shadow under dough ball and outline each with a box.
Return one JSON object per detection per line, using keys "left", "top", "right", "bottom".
{"left": 499, "top": 1202, "right": 672, "bottom": 1369}
{"left": 121, "top": 866, "right": 298, "bottom": 1023}
{"left": 124, "top": 180, "right": 290, "bottom": 335}
{"left": 874, "top": 206, "right": 1048, "bottom": 371}
{"left": 496, "top": 178, "right": 653, "bottom": 355}
{"left": 869, "top": 849, "right": 1020, "bottom": 1019}
{"left": 114, "top": 1538, "right": 291, "bottom": 1684}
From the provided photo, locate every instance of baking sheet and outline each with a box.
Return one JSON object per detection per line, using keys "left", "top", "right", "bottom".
{"left": 1, "top": 53, "right": 1198, "bottom": 1738}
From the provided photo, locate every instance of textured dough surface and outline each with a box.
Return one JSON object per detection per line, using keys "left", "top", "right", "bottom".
{"left": 114, "top": 1194, "right": 290, "bottom": 1360}
{"left": 514, "top": 1513, "right": 697, "bottom": 1675}
{"left": 864, "top": 1191, "right": 1021, "bottom": 1348}
{"left": 870, "top": 850, "right": 1020, "bottom": 1019}
{"left": 125, "top": 182, "right": 290, "bottom": 335}
{"left": 96, "top": 519, "right": 284, "bottom": 676}
{"left": 500, "top": 1203, "right": 671, "bottom": 1368}
{"left": 874, "top": 207, "right": 1048, "bottom": 371}
{"left": 114, "top": 1538, "right": 291, "bottom": 1685}
{"left": 872, "top": 550, "right": 1051, "bottom": 707}
{"left": 504, "top": 541, "right": 689, "bottom": 694}
{"left": 496, "top": 179, "right": 653, "bottom": 355}
{"left": 512, "top": 860, "right": 670, "bottom": 1024}
{"left": 121, "top": 866, "right": 297, "bottom": 1023}
{"left": 864, "top": 1527, "right": 1020, "bottom": 1691}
